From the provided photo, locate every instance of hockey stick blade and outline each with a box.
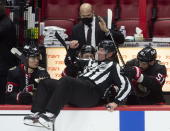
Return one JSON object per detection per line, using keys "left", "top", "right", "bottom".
{"left": 11, "top": 48, "right": 27, "bottom": 64}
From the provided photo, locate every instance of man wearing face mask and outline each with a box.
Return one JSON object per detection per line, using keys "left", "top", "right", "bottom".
{"left": 71, "top": 3, "right": 124, "bottom": 51}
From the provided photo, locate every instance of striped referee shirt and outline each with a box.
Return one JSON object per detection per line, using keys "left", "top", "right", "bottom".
{"left": 79, "top": 59, "right": 131, "bottom": 103}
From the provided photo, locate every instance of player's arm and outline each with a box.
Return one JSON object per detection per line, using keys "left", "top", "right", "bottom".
{"left": 6, "top": 68, "right": 34, "bottom": 105}
{"left": 140, "top": 66, "right": 167, "bottom": 92}
{"left": 108, "top": 64, "right": 131, "bottom": 105}
{"left": 123, "top": 65, "right": 167, "bottom": 93}
{"left": 98, "top": 16, "right": 125, "bottom": 44}
{"left": 5, "top": 69, "right": 20, "bottom": 104}
{"left": 35, "top": 67, "right": 51, "bottom": 83}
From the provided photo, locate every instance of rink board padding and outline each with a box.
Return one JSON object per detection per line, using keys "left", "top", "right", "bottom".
{"left": 1, "top": 104, "right": 170, "bottom": 110}
{"left": 1, "top": 105, "right": 170, "bottom": 131}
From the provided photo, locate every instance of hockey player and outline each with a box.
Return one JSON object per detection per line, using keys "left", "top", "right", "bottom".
{"left": 62, "top": 44, "right": 96, "bottom": 77}
{"left": 77, "top": 45, "right": 96, "bottom": 59}
{"left": 23, "top": 40, "right": 131, "bottom": 129}
{"left": 5, "top": 44, "right": 50, "bottom": 105}
{"left": 123, "top": 46, "right": 167, "bottom": 105}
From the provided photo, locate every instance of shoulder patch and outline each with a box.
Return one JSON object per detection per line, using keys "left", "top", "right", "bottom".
{"left": 38, "top": 66, "right": 45, "bottom": 70}
{"left": 9, "top": 66, "right": 17, "bottom": 70}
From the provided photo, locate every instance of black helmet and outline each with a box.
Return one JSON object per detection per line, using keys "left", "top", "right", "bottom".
{"left": 137, "top": 46, "right": 157, "bottom": 62}
{"left": 98, "top": 40, "right": 116, "bottom": 53}
{"left": 23, "top": 44, "right": 40, "bottom": 57}
{"left": 80, "top": 45, "right": 96, "bottom": 55}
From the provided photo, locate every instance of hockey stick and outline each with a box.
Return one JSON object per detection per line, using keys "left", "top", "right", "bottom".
{"left": 11, "top": 48, "right": 29, "bottom": 89}
{"left": 55, "top": 31, "right": 68, "bottom": 52}
{"left": 108, "top": 31, "right": 125, "bottom": 66}
{"left": 107, "top": 9, "right": 125, "bottom": 66}
{"left": 107, "top": 9, "right": 112, "bottom": 30}
{"left": 11, "top": 48, "right": 27, "bottom": 64}
{"left": 55, "top": 31, "right": 75, "bottom": 63}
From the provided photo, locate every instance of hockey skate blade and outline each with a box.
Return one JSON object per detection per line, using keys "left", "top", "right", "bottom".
{"left": 38, "top": 117, "right": 53, "bottom": 130}
{"left": 24, "top": 119, "right": 43, "bottom": 128}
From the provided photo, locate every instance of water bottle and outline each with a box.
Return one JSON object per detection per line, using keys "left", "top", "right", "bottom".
{"left": 119, "top": 26, "right": 126, "bottom": 38}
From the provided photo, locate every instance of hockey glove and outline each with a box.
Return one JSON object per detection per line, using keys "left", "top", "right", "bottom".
{"left": 34, "top": 72, "right": 50, "bottom": 83}
{"left": 17, "top": 92, "right": 33, "bottom": 105}
{"left": 103, "top": 85, "right": 119, "bottom": 103}
{"left": 131, "top": 82, "right": 150, "bottom": 97}
{"left": 123, "top": 66, "right": 143, "bottom": 82}
{"left": 25, "top": 84, "right": 34, "bottom": 92}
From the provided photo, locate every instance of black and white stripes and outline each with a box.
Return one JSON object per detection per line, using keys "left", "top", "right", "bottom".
{"left": 79, "top": 60, "right": 131, "bottom": 103}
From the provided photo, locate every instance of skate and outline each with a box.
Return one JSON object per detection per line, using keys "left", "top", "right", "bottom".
{"left": 24, "top": 112, "right": 43, "bottom": 127}
{"left": 38, "top": 112, "right": 56, "bottom": 129}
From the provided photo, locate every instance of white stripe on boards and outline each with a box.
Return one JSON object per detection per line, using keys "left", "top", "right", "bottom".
{"left": 145, "top": 111, "right": 170, "bottom": 131}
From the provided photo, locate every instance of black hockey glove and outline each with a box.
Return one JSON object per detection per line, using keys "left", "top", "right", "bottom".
{"left": 65, "top": 48, "right": 78, "bottom": 66}
{"left": 123, "top": 66, "right": 142, "bottom": 81}
{"left": 17, "top": 92, "right": 33, "bottom": 105}
{"left": 103, "top": 85, "right": 119, "bottom": 103}
{"left": 34, "top": 71, "right": 50, "bottom": 83}
{"left": 135, "top": 84, "right": 150, "bottom": 97}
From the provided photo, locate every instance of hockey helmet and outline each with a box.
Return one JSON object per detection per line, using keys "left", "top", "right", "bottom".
{"left": 23, "top": 44, "right": 40, "bottom": 57}
{"left": 80, "top": 45, "right": 96, "bottom": 55}
{"left": 137, "top": 46, "right": 157, "bottom": 62}
{"left": 98, "top": 40, "right": 116, "bottom": 53}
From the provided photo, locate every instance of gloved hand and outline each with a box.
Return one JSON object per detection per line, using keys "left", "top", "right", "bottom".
{"left": 25, "top": 84, "right": 34, "bottom": 92}
{"left": 131, "top": 81, "right": 150, "bottom": 97}
{"left": 34, "top": 72, "right": 50, "bottom": 83}
{"left": 135, "top": 84, "right": 150, "bottom": 97}
{"left": 106, "top": 102, "right": 118, "bottom": 112}
{"left": 17, "top": 92, "right": 33, "bottom": 105}
{"left": 123, "top": 66, "right": 142, "bottom": 81}
{"left": 22, "top": 84, "right": 35, "bottom": 96}
{"left": 103, "top": 85, "right": 119, "bottom": 103}
{"left": 132, "top": 66, "right": 142, "bottom": 80}
{"left": 65, "top": 46, "right": 78, "bottom": 66}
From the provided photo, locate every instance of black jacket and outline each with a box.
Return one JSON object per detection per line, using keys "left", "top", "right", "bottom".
{"left": 71, "top": 16, "right": 125, "bottom": 50}
{"left": 0, "top": 15, "right": 18, "bottom": 75}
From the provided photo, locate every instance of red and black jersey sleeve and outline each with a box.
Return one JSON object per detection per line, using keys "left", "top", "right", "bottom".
{"left": 5, "top": 67, "right": 20, "bottom": 104}
{"left": 141, "top": 64, "right": 167, "bottom": 92}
